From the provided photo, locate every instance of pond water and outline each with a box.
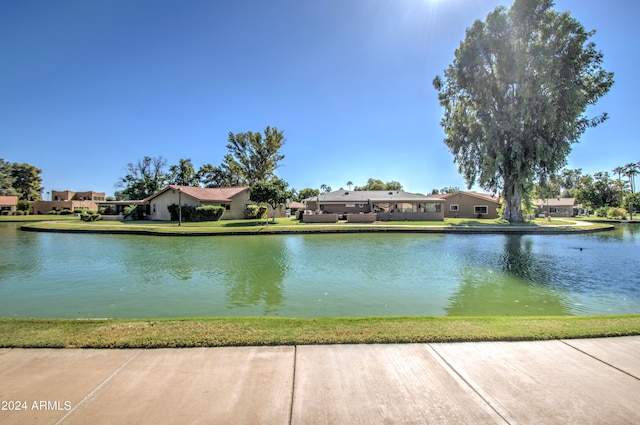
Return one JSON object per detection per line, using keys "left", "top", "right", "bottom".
{"left": 0, "top": 223, "right": 639, "bottom": 318}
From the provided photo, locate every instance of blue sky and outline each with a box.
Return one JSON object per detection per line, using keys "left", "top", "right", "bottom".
{"left": 1, "top": 0, "right": 637, "bottom": 197}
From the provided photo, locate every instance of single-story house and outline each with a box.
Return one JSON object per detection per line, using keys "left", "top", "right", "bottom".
{"left": 534, "top": 198, "right": 577, "bottom": 217}
{"left": 0, "top": 195, "right": 18, "bottom": 215}
{"left": 145, "top": 185, "right": 252, "bottom": 221}
{"left": 436, "top": 191, "right": 501, "bottom": 219}
{"left": 302, "top": 190, "right": 444, "bottom": 222}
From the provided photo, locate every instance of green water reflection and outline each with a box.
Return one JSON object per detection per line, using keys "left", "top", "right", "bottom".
{"left": 0, "top": 223, "right": 638, "bottom": 318}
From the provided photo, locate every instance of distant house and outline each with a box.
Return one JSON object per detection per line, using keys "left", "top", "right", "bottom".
{"left": 436, "top": 191, "right": 501, "bottom": 219}
{"left": 0, "top": 195, "right": 18, "bottom": 215}
{"left": 303, "top": 190, "right": 444, "bottom": 222}
{"left": 145, "top": 185, "right": 251, "bottom": 221}
{"left": 31, "top": 190, "right": 106, "bottom": 214}
{"left": 534, "top": 198, "right": 577, "bottom": 217}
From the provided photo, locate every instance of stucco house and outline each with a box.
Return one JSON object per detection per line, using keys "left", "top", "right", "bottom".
{"left": 436, "top": 191, "right": 501, "bottom": 219}
{"left": 31, "top": 190, "right": 105, "bottom": 214}
{"left": 534, "top": 198, "right": 577, "bottom": 217}
{"left": 0, "top": 195, "right": 18, "bottom": 215}
{"left": 145, "top": 185, "right": 251, "bottom": 221}
{"left": 303, "top": 190, "right": 444, "bottom": 222}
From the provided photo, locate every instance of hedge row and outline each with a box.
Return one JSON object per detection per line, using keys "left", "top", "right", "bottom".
{"left": 167, "top": 204, "right": 225, "bottom": 222}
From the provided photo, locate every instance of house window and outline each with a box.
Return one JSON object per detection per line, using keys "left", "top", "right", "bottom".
{"left": 549, "top": 207, "right": 558, "bottom": 213}
{"left": 450, "top": 204, "right": 459, "bottom": 212}
{"left": 221, "top": 203, "right": 230, "bottom": 210}
{"left": 474, "top": 205, "right": 488, "bottom": 215}
{"left": 152, "top": 204, "right": 156, "bottom": 213}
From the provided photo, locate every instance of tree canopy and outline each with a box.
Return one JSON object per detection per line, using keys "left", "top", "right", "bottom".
{"left": 0, "top": 159, "right": 43, "bottom": 200}
{"left": 168, "top": 158, "right": 199, "bottom": 186}
{"left": 200, "top": 126, "right": 285, "bottom": 187}
{"left": 117, "top": 156, "right": 168, "bottom": 200}
{"left": 433, "top": 0, "right": 614, "bottom": 221}
{"left": 354, "top": 178, "right": 403, "bottom": 191}
{"left": 250, "top": 177, "right": 291, "bottom": 223}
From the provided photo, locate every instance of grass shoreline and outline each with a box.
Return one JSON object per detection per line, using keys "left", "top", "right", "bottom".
{"left": 1, "top": 316, "right": 639, "bottom": 348}
{"left": 12, "top": 216, "right": 615, "bottom": 235}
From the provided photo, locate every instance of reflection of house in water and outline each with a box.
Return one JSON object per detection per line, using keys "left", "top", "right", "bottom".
{"left": 302, "top": 190, "right": 444, "bottom": 223}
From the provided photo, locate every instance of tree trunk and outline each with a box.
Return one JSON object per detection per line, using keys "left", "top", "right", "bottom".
{"left": 501, "top": 185, "right": 525, "bottom": 222}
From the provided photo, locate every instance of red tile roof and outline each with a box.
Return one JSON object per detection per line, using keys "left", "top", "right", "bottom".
{"left": 147, "top": 185, "right": 249, "bottom": 202}
{"left": 0, "top": 195, "right": 18, "bottom": 206}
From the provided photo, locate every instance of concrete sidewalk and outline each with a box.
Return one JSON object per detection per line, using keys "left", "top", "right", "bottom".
{"left": 0, "top": 337, "right": 638, "bottom": 424}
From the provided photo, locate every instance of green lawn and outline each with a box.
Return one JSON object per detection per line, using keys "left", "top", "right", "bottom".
{"left": 15, "top": 216, "right": 613, "bottom": 234}
{"left": 1, "top": 316, "right": 638, "bottom": 348}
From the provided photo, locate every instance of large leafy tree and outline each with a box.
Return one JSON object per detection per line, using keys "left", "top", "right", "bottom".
{"left": 168, "top": 158, "right": 199, "bottom": 186}
{"left": 0, "top": 158, "right": 17, "bottom": 196}
{"left": 10, "top": 162, "right": 43, "bottom": 201}
{"left": 433, "top": 0, "right": 614, "bottom": 221}
{"left": 117, "top": 156, "right": 168, "bottom": 200}
{"left": 354, "top": 178, "right": 404, "bottom": 191}
{"left": 250, "top": 177, "right": 291, "bottom": 223}
{"left": 201, "top": 126, "right": 285, "bottom": 187}
{"left": 297, "top": 187, "right": 320, "bottom": 201}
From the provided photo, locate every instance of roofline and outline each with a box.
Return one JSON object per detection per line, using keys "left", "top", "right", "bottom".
{"left": 145, "top": 185, "right": 250, "bottom": 202}
{"left": 438, "top": 191, "right": 500, "bottom": 202}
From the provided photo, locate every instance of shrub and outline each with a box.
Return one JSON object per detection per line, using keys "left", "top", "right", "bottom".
{"left": 195, "top": 205, "right": 225, "bottom": 221}
{"left": 59, "top": 209, "right": 73, "bottom": 215}
{"left": 48, "top": 210, "right": 58, "bottom": 215}
{"left": 80, "top": 211, "right": 102, "bottom": 222}
{"left": 244, "top": 205, "right": 268, "bottom": 219}
{"left": 167, "top": 204, "right": 225, "bottom": 222}
{"left": 595, "top": 206, "right": 609, "bottom": 217}
{"left": 17, "top": 200, "right": 30, "bottom": 212}
{"left": 607, "top": 207, "right": 628, "bottom": 220}
{"left": 73, "top": 208, "right": 85, "bottom": 214}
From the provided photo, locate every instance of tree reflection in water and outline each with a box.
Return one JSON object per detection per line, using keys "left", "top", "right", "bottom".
{"left": 445, "top": 235, "right": 569, "bottom": 316}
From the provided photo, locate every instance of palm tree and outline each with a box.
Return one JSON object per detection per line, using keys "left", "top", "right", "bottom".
{"left": 613, "top": 166, "right": 624, "bottom": 183}
{"left": 624, "top": 163, "right": 639, "bottom": 193}
{"left": 347, "top": 181, "right": 353, "bottom": 191}
{"left": 320, "top": 184, "right": 332, "bottom": 193}
{"left": 613, "top": 166, "right": 625, "bottom": 204}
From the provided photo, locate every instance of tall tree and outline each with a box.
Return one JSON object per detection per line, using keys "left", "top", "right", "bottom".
{"left": 209, "top": 126, "right": 285, "bottom": 187}
{"left": 10, "top": 162, "right": 43, "bottom": 201}
{"left": 250, "top": 177, "right": 291, "bottom": 223}
{"left": 574, "top": 172, "right": 621, "bottom": 209}
{"left": 320, "top": 184, "right": 332, "bottom": 193}
{"left": 297, "top": 187, "right": 320, "bottom": 201}
{"left": 0, "top": 158, "right": 17, "bottom": 196}
{"left": 116, "top": 156, "right": 168, "bottom": 200}
{"left": 168, "top": 158, "right": 199, "bottom": 186}
{"left": 354, "top": 178, "right": 404, "bottom": 191}
{"left": 623, "top": 162, "right": 639, "bottom": 193}
{"left": 433, "top": 0, "right": 614, "bottom": 221}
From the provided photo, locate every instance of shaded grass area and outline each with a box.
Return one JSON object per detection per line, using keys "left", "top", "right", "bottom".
{"left": 1, "top": 316, "right": 638, "bottom": 348}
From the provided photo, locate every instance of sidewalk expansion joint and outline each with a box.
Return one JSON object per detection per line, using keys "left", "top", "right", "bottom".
{"left": 428, "top": 344, "right": 511, "bottom": 425}
{"left": 54, "top": 349, "right": 142, "bottom": 425}
{"left": 288, "top": 345, "right": 297, "bottom": 425}
{"left": 560, "top": 340, "right": 640, "bottom": 381}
